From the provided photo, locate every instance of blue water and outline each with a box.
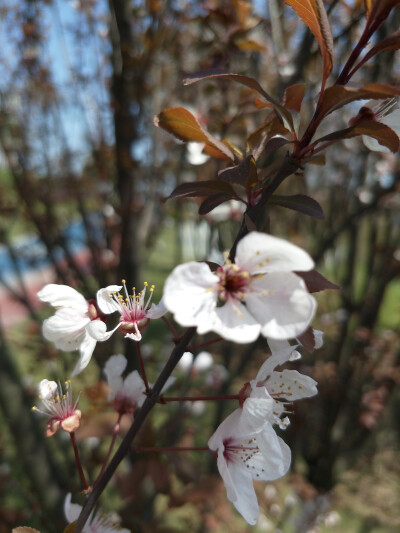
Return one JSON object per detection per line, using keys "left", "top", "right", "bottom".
{"left": 0, "top": 215, "right": 103, "bottom": 280}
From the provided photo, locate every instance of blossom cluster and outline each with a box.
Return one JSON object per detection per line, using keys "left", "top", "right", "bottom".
{"left": 35, "top": 230, "right": 321, "bottom": 528}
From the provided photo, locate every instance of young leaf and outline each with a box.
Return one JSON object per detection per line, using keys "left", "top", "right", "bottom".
{"left": 319, "top": 83, "right": 400, "bottom": 117}
{"left": 282, "top": 0, "right": 334, "bottom": 86}
{"left": 166, "top": 180, "right": 236, "bottom": 200}
{"left": 269, "top": 194, "right": 325, "bottom": 219}
{"left": 183, "top": 69, "right": 295, "bottom": 130}
{"left": 315, "top": 121, "right": 400, "bottom": 153}
{"left": 154, "top": 107, "right": 235, "bottom": 161}
{"left": 366, "top": 0, "right": 400, "bottom": 28}
{"left": 364, "top": 0, "right": 373, "bottom": 17}
{"left": 247, "top": 113, "right": 289, "bottom": 160}
{"left": 281, "top": 83, "right": 306, "bottom": 113}
{"left": 296, "top": 269, "right": 340, "bottom": 292}
{"left": 351, "top": 30, "right": 400, "bottom": 73}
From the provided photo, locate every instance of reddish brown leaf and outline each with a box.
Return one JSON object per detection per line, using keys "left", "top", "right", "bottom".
{"left": 63, "top": 525, "right": 76, "bottom": 533}
{"left": 281, "top": 83, "right": 306, "bottom": 112}
{"left": 282, "top": 0, "right": 334, "bottom": 84}
{"left": 247, "top": 113, "right": 289, "bottom": 160}
{"left": 367, "top": 0, "right": 400, "bottom": 25}
{"left": 364, "top": 0, "right": 373, "bottom": 17}
{"left": 352, "top": 30, "right": 400, "bottom": 73}
{"left": 319, "top": 83, "right": 400, "bottom": 117}
{"left": 183, "top": 70, "right": 295, "bottom": 130}
{"left": 154, "top": 107, "right": 234, "bottom": 161}
{"left": 296, "top": 269, "right": 340, "bottom": 292}
{"left": 297, "top": 326, "right": 316, "bottom": 352}
{"left": 316, "top": 121, "right": 400, "bottom": 153}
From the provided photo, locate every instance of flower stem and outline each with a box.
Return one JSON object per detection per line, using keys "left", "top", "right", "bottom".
{"left": 136, "top": 445, "right": 210, "bottom": 453}
{"left": 136, "top": 342, "right": 151, "bottom": 395}
{"left": 93, "top": 413, "right": 123, "bottom": 487}
{"left": 75, "top": 327, "right": 197, "bottom": 533}
{"left": 161, "top": 394, "right": 239, "bottom": 403}
{"left": 162, "top": 316, "right": 180, "bottom": 341}
{"left": 188, "top": 337, "right": 222, "bottom": 351}
{"left": 70, "top": 431, "right": 90, "bottom": 492}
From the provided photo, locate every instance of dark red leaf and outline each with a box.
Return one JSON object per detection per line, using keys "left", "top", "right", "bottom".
{"left": 269, "top": 194, "right": 325, "bottom": 219}
{"left": 198, "top": 193, "right": 232, "bottom": 215}
{"left": 296, "top": 269, "right": 340, "bottom": 292}
{"left": 166, "top": 180, "right": 236, "bottom": 201}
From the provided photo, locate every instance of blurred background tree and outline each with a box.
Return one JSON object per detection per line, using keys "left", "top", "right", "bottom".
{"left": 0, "top": 0, "right": 399, "bottom": 531}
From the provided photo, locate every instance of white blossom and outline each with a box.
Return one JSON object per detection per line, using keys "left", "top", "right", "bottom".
{"left": 163, "top": 231, "right": 316, "bottom": 343}
{"left": 64, "top": 493, "right": 130, "bottom": 533}
{"left": 208, "top": 405, "right": 290, "bottom": 525}
{"left": 103, "top": 354, "right": 146, "bottom": 415}
{"left": 96, "top": 281, "right": 166, "bottom": 341}
{"left": 32, "top": 379, "right": 81, "bottom": 437}
{"left": 244, "top": 339, "right": 318, "bottom": 429}
{"left": 38, "top": 284, "right": 113, "bottom": 375}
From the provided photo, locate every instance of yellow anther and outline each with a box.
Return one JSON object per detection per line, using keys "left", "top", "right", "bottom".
{"left": 144, "top": 281, "right": 148, "bottom": 287}
{"left": 122, "top": 279, "right": 126, "bottom": 283}
{"left": 31, "top": 406, "right": 37, "bottom": 411}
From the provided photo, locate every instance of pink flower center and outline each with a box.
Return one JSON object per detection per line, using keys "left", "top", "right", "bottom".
{"left": 223, "top": 437, "right": 259, "bottom": 466}
{"left": 110, "top": 280, "right": 155, "bottom": 334}
{"left": 217, "top": 262, "right": 250, "bottom": 302}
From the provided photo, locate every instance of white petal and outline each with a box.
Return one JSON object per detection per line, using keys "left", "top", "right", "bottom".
{"left": 267, "top": 369, "right": 318, "bottom": 400}
{"left": 256, "top": 427, "right": 291, "bottom": 480}
{"left": 193, "top": 351, "right": 214, "bottom": 371}
{"left": 235, "top": 232, "right": 314, "bottom": 274}
{"left": 246, "top": 272, "right": 316, "bottom": 339}
{"left": 208, "top": 409, "right": 241, "bottom": 450}
{"left": 125, "top": 331, "right": 142, "bottom": 341}
{"left": 227, "top": 462, "right": 260, "bottom": 525}
{"left": 163, "top": 262, "right": 219, "bottom": 327}
{"left": 96, "top": 285, "right": 123, "bottom": 314}
{"left": 178, "top": 351, "right": 194, "bottom": 371}
{"left": 161, "top": 376, "right": 175, "bottom": 393}
{"left": 38, "top": 284, "right": 88, "bottom": 313}
{"left": 42, "top": 312, "right": 88, "bottom": 352}
{"left": 71, "top": 333, "right": 97, "bottom": 376}
{"left": 87, "top": 320, "right": 120, "bottom": 341}
{"left": 104, "top": 354, "right": 127, "bottom": 379}
{"left": 240, "top": 395, "right": 275, "bottom": 433}
{"left": 64, "top": 493, "right": 82, "bottom": 523}
{"left": 146, "top": 299, "right": 167, "bottom": 319}
{"left": 123, "top": 370, "right": 146, "bottom": 405}
{"left": 362, "top": 134, "right": 391, "bottom": 153}
{"left": 313, "top": 329, "right": 324, "bottom": 349}
{"left": 38, "top": 379, "right": 57, "bottom": 399}
{"left": 255, "top": 340, "right": 298, "bottom": 382}
{"left": 199, "top": 299, "right": 260, "bottom": 343}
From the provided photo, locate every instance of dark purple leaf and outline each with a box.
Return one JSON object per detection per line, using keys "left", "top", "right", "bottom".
{"left": 269, "top": 194, "right": 325, "bottom": 219}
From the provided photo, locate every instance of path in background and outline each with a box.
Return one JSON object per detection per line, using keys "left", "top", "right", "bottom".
{"left": 0, "top": 249, "right": 91, "bottom": 328}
